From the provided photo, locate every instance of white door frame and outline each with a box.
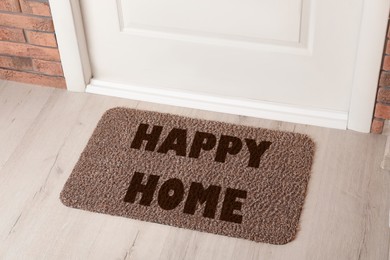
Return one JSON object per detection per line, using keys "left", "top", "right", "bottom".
{"left": 49, "top": 0, "right": 390, "bottom": 133}
{"left": 49, "top": 0, "right": 91, "bottom": 92}
{"left": 348, "top": 0, "right": 390, "bottom": 132}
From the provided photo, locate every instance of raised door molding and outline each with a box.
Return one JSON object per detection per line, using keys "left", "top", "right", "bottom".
{"left": 116, "top": 0, "right": 312, "bottom": 51}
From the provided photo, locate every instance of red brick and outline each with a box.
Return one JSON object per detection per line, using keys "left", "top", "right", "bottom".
{"left": 379, "top": 71, "right": 390, "bottom": 87}
{"left": 377, "top": 87, "right": 390, "bottom": 103}
{"left": 0, "top": 55, "right": 32, "bottom": 70}
{"left": 0, "top": 26, "right": 25, "bottom": 42}
{"left": 388, "top": 26, "right": 390, "bottom": 39}
{"left": 0, "top": 12, "right": 54, "bottom": 32}
{"left": 20, "top": 0, "right": 51, "bottom": 16}
{"left": 383, "top": 56, "right": 390, "bottom": 71}
{"left": 32, "top": 59, "right": 63, "bottom": 76}
{"left": 374, "top": 103, "right": 390, "bottom": 119}
{"left": 386, "top": 40, "right": 390, "bottom": 55}
{"left": 25, "top": 30, "right": 56, "bottom": 47}
{"left": 0, "top": 0, "right": 21, "bottom": 12}
{"left": 0, "top": 68, "right": 65, "bottom": 88}
{"left": 0, "top": 41, "right": 60, "bottom": 61}
{"left": 371, "top": 118, "right": 384, "bottom": 134}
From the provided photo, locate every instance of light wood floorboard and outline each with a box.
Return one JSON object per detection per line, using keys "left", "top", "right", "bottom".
{"left": 0, "top": 80, "right": 389, "bottom": 260}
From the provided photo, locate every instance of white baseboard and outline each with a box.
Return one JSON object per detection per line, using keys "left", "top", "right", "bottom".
{"left": 86, "top": 79, "right": 348, "bottom": 130}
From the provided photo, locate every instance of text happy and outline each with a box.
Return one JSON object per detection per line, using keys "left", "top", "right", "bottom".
{"left": 130, "top": 123, "right": 272, "bottom": 168}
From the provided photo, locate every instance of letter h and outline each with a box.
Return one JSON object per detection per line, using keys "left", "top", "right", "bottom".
{"left": 124, "top": 172, "right": 160, "bottom": 206}
{"left": 130, "top": 123, "right": 163, "bottom": 151}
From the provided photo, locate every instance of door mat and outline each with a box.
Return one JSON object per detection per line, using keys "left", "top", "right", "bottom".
{"left": 60, "top": 107, "right": 315, "bottom": 245}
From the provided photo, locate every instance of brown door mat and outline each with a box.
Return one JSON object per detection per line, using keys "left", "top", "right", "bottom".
{"left": 60, "top": 107, "right": 315, "bottom": 245}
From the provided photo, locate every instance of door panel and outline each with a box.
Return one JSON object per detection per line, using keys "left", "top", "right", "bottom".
{"left": 81, "top": 0, "right": 363, "bottom": 111}
{"left": 118, "top": 0, "right": 303, "bottom": 43}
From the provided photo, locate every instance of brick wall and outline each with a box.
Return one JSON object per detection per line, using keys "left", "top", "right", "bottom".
{"left": 0, "top": 0, "right": 65, "bottom": 88}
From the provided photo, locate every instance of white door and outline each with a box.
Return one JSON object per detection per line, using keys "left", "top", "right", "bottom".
{"left": 79, "top": 0, "right": 386, "bottom": 130}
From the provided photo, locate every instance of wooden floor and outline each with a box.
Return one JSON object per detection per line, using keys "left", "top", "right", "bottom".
{"left": 0, "top": 80, "right": 389, "bottom": 260}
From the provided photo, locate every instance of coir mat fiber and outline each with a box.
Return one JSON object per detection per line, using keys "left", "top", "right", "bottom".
{"left": 60, "top": 107, "right": 315, "bottom": 245}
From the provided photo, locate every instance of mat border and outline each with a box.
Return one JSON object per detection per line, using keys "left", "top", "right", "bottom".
{"left": 60, "top": 107, "right": 316, "bottom": 245}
